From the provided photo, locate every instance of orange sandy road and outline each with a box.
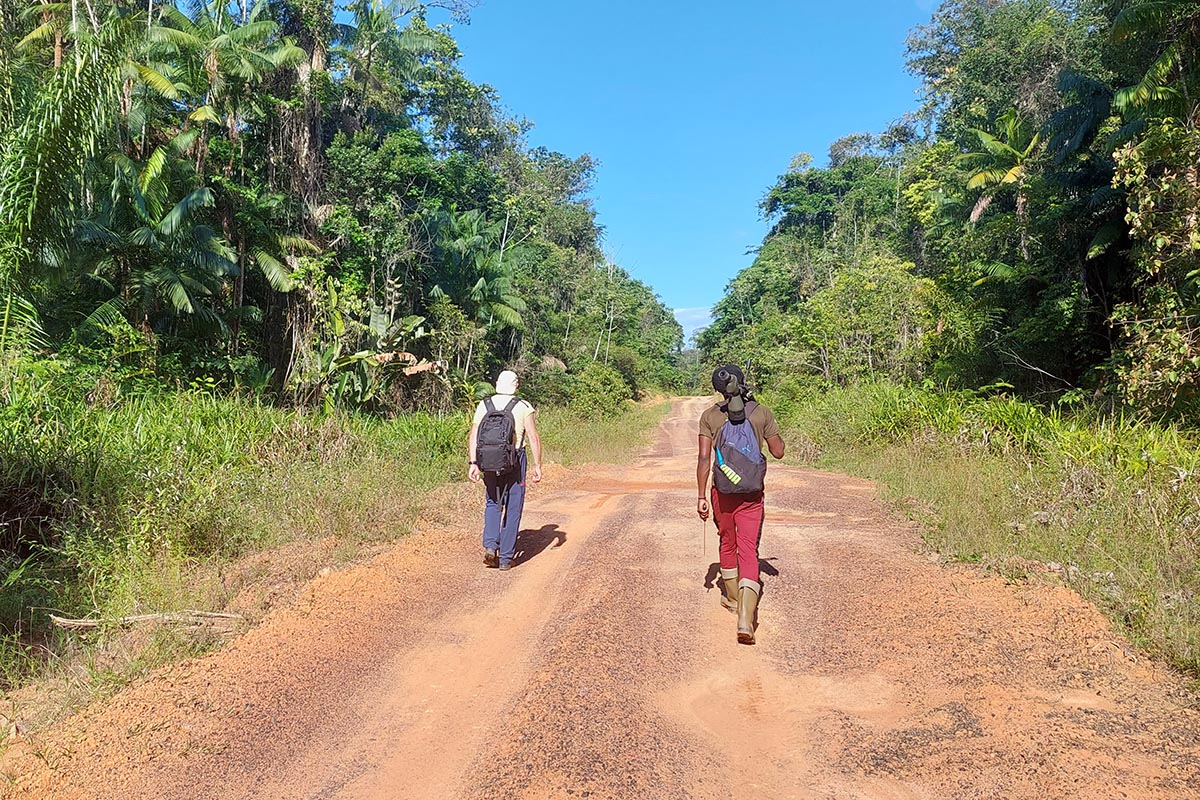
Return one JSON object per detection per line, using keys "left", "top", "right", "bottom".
{"left": 2, "top": 397, "right": 1198, "bottom": 799}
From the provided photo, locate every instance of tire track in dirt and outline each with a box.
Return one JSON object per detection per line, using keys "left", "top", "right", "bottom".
{"left": 2, "top": 397, "right": 1198, "bottom": 799}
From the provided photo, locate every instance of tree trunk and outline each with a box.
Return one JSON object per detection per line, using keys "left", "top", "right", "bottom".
{"left": 231, "top": 238, "right": 245, "bottom": 355}
{"left": 1017, "top": 189, "right": 1031, "bottom": 261}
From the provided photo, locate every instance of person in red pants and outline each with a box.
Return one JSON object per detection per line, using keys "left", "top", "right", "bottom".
{"left": 696, "top": 365, "right": 785, "bottom": 644}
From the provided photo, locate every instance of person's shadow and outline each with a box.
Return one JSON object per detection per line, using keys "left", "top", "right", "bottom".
{"left": 512, "top": 524, "right": 567, "bottom": 567}
{"left": 703, "top": 558, "right": 780, "bottom": 591}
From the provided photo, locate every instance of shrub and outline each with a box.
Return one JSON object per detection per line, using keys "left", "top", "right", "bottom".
{"left": 520, "top": 362, "right": 576, "bottom": 408}
{"left": 569, "top": 362, "right": 632, "bottom": 416}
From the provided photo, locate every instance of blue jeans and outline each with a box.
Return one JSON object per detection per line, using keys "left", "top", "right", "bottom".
{"left": 482, "top": 449, "right": 526, "bottom": 564}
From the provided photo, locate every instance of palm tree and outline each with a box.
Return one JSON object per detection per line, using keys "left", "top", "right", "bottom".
{"left": 429, "top": 208, "right": 527, "bottom": 378}
{"left": 0, "top": 4, "right": 140, "bottom": 307}
{"left": 958, "top": 109, "right": 1041, "bottom": 260}
{"left": 334, "top": 0, "right": 434, "bottom": 130}
{"left": 80, "top": 137, "right": 236, "bottom": 332}
{"left": 1111, "top": 0, "right": 1200, "bottom": 123}
{"left": 151, "top": 0, "right": 303, "bottom": 176}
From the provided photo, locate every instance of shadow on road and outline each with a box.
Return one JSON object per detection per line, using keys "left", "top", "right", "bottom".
{"left": 702, "top": 558, "right": 780, "bottom": 591}
{"left": 512, "top": 524, "right": 567, "bottom": 567}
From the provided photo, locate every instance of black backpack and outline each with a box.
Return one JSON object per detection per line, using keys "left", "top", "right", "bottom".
{"left": 477, "top": 397, "right": 520, "bottom": 474}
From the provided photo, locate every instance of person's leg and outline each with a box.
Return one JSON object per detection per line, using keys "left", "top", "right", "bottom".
{"left": 712, "top": 488, "right": 741, "bottom": 612}
{"left": 712, "top": 487, "right": 738, "bottom": 572}
{"left": 732, "top": 493, "right": 765, "bottom": 585}
{"left": 732, "top": 492, "right": 765, "bottom": 644}
{"left": 482, "top": 471, "right": 503, "bottom": 564}
{"left": 498, "top": 450, "right": 527, "bottom": 567}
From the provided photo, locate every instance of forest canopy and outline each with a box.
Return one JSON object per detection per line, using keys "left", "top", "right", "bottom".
{"left": 0, "top": 0, "right": 684, "bottom": 412}
{"left": 700, "top": 0, "right": 1200, "bottom": 418}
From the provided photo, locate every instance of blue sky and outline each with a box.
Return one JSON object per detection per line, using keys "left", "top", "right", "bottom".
{"left": 443, "top": 1, "right": 937, "bottom": 343}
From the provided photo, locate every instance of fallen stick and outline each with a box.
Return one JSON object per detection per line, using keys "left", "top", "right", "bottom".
{"left": 49, "top": 611, "right": 244, "bottom": 631}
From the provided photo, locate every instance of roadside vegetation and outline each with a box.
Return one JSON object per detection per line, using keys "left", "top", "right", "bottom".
{"left": 704, "top": 1, "right": 1200, "bottom": 675}
{"left": 0, "top": 1, "right": 682, "bottom": 698}
{"left": 539, "top": 396, "right": 670, "bottom": 466}
{"left": 0, "top": 351, "right": 663, "bottom": 701}
{"left": 0, "top": 356, "right": 462, "bottom": 692}
{"left": 763, "top": 382, "right": 1199, "bottom": 675}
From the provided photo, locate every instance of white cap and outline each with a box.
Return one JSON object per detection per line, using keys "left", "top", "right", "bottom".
{"left": 495, "top": 370, "right": 519, "bottom": 394}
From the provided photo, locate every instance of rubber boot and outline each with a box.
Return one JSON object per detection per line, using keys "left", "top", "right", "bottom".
{"left": 737, "top": 579, "right": 760, "bottom": 645}
{"left": 720, "top": 568, "right": 739, "bottom": 613}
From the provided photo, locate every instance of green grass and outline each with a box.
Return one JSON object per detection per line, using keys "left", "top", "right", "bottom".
{"left": 764, "top": 381, "right": 1200, "bottom": 675}
{"left": 537, "top": 399, "right": 671, "bottom": 465}
{"left": 0, "top": 359, "right": 672, "bottom": 698}
{"left": 0, "top": 359, "right": 468, "bottom": 692}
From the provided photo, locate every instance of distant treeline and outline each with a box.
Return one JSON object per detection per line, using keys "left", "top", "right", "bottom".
{"left": 702, "top": 0, "right": 1200, "bottom": 419}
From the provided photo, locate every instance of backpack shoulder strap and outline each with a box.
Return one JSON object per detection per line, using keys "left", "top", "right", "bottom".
{"left": 503, "top": 397, "right": 519, "bottom": 412}
{"left": 484, "top": 397, "right": 496, "bottom": 413}
{"left": 714, "top": 414, "right": 731, "bottom": 446}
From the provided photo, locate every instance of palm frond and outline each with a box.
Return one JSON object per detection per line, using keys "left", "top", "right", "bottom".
{"left": 277, "top": 235, "right": 320, "bottom": 254}
{"left": 188, "top": 104, "right": 221, "bottom": 124}
{"left": 489, "top": 303, "right": 524, "bottom": 328}
{"left": 1114, "top": 42, "right": 1183, "bottom": 113}
{"left": 157, "top": 188, "right": 214, "bottom": 237}
{"left": 1087, "top": 222, "right": 1126, "bottom": 260}
{"left": 0, "top": 9, "right": 140, "bottom": 280}
{"left": 16, "top": 22, "right": 56, "bottom": 50}
{"left": 972, "top": 262, "right": 1019, "bottom": 287}
{"left": 0, "top": 288, "right": 48, "bottom": 353}
{"left": 170, "top": 127, "right": 201, "bottom": 153}
{"left": 966, "top": 169, "right": 1009, "bottom": 190}
{"left": 1046, "top": 73, "right": 1113, "bottom": 163}
{"left": 1111, "top": 0, "right": 1177, "bottom": 42}
{"left": 136, "top": 64, "right": 182, "bottom": 100}
{"left": 75, "top": 219, "right": 121, "bottom": 246}
{"left": 72, "top": 297, "right": 130, "bottom": 343}
{"left": 1088, "top": 186, "right": 1124, "bottom": 210}
{"left": 270, "top": 42, "right": 307, "bottom": 69}
{"left": 139, "top": 147, "right": 169, "bottom": 194}
{"left": 968, "top": 128, "right": 1020, "bottom": 159}
{"left": 251, "top": 248, "right": 294, "bottom": 292}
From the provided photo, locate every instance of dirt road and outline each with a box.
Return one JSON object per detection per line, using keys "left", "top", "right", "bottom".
{"left": 3, "top": 397, "right": 1199, "bottom": 799}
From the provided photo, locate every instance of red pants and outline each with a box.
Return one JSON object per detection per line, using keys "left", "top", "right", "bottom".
{"left": 711, "top": 488, "right": 764, "bottom": 584}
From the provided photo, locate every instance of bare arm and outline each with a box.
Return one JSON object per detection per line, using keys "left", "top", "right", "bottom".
{"left": 766, "top": 434, "right": 785, "bottom": 460}
{"left": 467, "top": 423, "right": 480, "bottom": 482}
{"left": 525, "top": 412, "right": 543, "bottom": 483}
{"left": 696, "top": 435, "right": 712, "bottom": 520}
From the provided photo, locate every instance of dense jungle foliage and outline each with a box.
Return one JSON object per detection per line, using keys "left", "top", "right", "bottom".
{"left": 0, "top": 0, "right": 683, "bottom": 687}
{"left": 0, "top": 0, "right": 684, "bottom": 411}
{"left": 700, "top": 0, "right": 1200, "bottom": 419}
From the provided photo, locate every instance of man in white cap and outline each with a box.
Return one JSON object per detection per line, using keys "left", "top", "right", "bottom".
{"left": 468, "top": 369, "right": 542, "bottom": 570}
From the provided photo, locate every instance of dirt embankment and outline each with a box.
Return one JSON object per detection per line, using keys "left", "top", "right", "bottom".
{"left": 2, "top": 398, "right": 1198, "bottom": 799}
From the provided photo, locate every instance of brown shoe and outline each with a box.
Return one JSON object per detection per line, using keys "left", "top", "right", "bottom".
{"left": 484, "top": 548, "right": 499, "bottom": 568}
